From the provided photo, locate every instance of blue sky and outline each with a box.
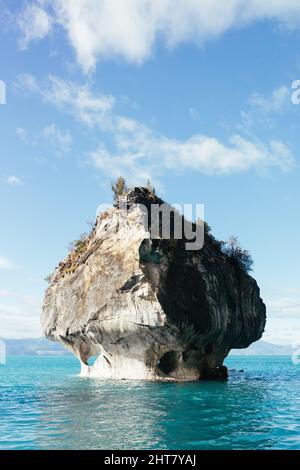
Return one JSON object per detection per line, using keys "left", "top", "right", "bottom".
{"left": 0, "top": 0, "right": 300, "bottom": 343}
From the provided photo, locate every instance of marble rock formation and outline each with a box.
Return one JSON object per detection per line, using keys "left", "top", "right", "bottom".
{"left": 42, "top": 188, "right": 266, "bottom": 381}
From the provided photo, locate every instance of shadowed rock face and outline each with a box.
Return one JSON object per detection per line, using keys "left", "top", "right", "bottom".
{"left": 42, "top": 188, "right": 266, "bottom": 381}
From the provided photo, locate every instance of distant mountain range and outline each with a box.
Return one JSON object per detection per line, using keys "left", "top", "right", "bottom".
{"left": 0, "top": 338, "right": 292, "bottom": 356}
{"left": 230, "top": 340, "right": 292, "bottom": 356}
{"left": 1, "top": 338, "right": 71, "bottom": 356}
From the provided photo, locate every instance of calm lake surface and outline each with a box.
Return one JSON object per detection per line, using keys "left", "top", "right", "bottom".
{"left": 0, "top": 355, "right": 299, "bottom": 450}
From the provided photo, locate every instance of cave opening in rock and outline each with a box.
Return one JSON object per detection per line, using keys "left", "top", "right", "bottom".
{"left": 157, "top": 351, "right": 179, "bottom": 375}
{"left": 87, "top": 355, "right": 98, "bottom": 366}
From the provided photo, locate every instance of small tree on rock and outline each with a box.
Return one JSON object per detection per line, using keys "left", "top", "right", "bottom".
{"left": 111, "top": 177, "right": 128, "bottom": 204}
{"left": 68, "top": 232, "right": 89, "bottom": 252}
{"left": 146, "top": 179, "right": 156, "bottom": 195}
{"left": 222, "top": 236, "right": 254, "bottom": 273}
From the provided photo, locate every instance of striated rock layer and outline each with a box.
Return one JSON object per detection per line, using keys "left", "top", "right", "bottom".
{"left": 42, "top": 188, "right": 266, "bottom": 381}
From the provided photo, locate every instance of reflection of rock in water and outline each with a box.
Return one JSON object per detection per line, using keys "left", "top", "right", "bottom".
{"left": 35, "top": 376, "right": 273, "bottom": 450}
{"left": 37, "top": 380, "right": 169, "bottom": 450}
{"left": 42, "top": 187, "right": 266, "bottom": 381}
{"left": 161, "top": 379, "right": 274, "bottom": 450}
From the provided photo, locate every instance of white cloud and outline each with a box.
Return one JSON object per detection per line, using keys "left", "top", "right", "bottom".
{"left": 15, "top": 72, "right": 40, "bottom": 93}
{"left": 0, "top": 289, "right": 12, "bottom": 297}
{"left": 249, "top": 86, "right": 291, "bottom": 113}
{"left": 16, "top": 0, "right": 300, "bottom": 72}
{"left": 18, "top": 74, "right": 295, "bottom": 182}
{"left": 262, "top": 290, "right": 300, "bottom": 345}
{"left": 0, "top": 304, "right": 41, "bottom": 338}
{"left": 94, "top": 112, "right": 295, "bottom": 180}
{"left": 266, "top": 297, "right": 300, "bottom": 319}
{"left": 237, "top": 85, "right": 293, "bottom": 132}
{"left": 263, "top": 326, "right": 300, "bottom": 346}
{"left": 6, "top": 175, "right": 22, "bottom": 185}
{"left": 263, "top": 318, "right": 300, "bottom": 345}
{"left": 42, "top": 124, "right": 73, "bottom": 152}
{"left": 16, "top": 74, "right": 114, "bottom": 127}
{"left": 0, "top": 256, "right": 16, "bottom": 270}
{"left": 0, "top": 289, "right": 42, "bottom": 338}
{"left": 18, "top": 2, "right": 53, "bottom": 49}
{"left": 16, "top": 127, "right": 27, "bottom": 142}
{"left": 89, "top": 145, "right": 154, "bottom": 184}
{"left": 90, "top": 129, "right": 295, "bottom": 184}
{"left": 16, "top": 121, "right": 72, "bottom": 153}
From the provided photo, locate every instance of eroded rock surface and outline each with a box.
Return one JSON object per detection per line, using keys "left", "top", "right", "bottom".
{"left": 42, "top": 188, "right": 266, "bottom": 381}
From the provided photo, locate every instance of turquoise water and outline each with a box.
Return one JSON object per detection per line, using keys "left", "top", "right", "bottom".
{"left": 0, "top": 355, "right": 299, "bottom": 450}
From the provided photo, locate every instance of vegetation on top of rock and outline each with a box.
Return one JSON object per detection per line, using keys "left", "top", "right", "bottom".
{"left": 146, "top": 178, "right": 156, "bottom": 195}
{"left": 44, "top": 274, "right": 52, "bottom": 284}
{"left": 111, "top": 177, "right": 157, "bottom": 206}
{"left": 111, "top": 176, "right": 128, "bottom": 205}
{"left": 68, "top": 232, "right": 89, "bottom": 252}
{"left": 221, "top": 236, "right": 254, "bottom": 274}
